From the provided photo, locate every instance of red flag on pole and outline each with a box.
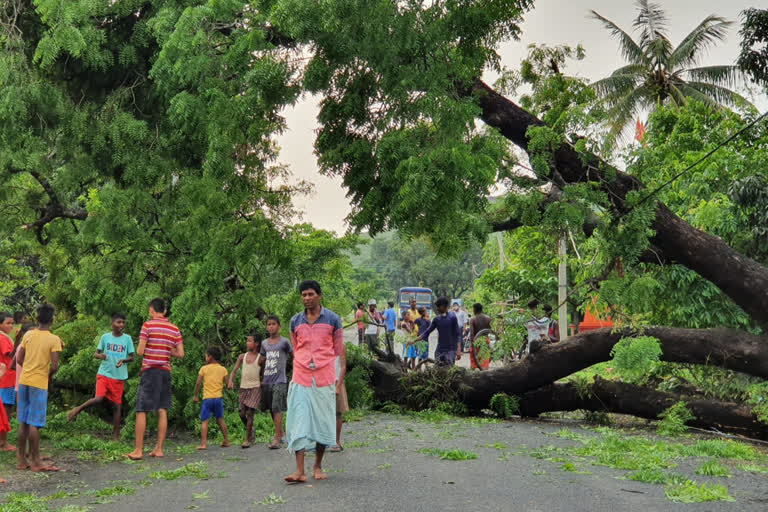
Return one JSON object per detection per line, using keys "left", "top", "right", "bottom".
{"left": 635, "top": 118, "right": 646, "bottom": 144}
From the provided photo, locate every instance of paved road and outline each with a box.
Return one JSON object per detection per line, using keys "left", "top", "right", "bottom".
{"left": 3, "top": 413, "right": 767, "bottom": 511}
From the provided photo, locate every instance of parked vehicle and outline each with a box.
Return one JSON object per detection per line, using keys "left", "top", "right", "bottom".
{"left": 398, "top": 287, "right": 433, "bottom": 319}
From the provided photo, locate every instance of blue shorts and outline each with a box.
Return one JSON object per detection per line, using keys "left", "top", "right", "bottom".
{"left": 434, "top": 350, "right": 456, "bottom": 366}
{"left": 17, "top": 384, "right": 48, "bottom": 428}
{"left": 0, "top": 387, "right": 15, "bottom": 405}
{"left": 200, "top": 398, "right": 224, "bottom": 421}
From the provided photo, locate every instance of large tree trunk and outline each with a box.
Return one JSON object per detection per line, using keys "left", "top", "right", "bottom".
{"left": 470, "top": 80, "right": 768, "bottom": 329}
{"left": 518, "top": 377, "right": 767, "bottom": 438}
{"left": 369, "top": 327, "right": 768, "bottom": 416}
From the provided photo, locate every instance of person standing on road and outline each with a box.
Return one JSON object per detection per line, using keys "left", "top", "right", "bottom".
{"left": 124, "top": 298, "right": 184, "bottom": 461}
{"left": 523, "top": 299, "right": 549, "bottom": 355}
{"left": 355, "top": 303, "right": 365, "bottom": 346}
{"left": 469, "top": 303, "right": 492, "bottom": 369}
{"left": 401, "top": 311, "right": 417, "bottom": 369}
{"left": 452, "top": 302, "right": 469, "bottom": 352}
{"left": 363, "top": 300, "right": 383, "bottom": 353}
{"left": 330, "top": 345, "right": 348, "bottom": 453}
{"left": 407, "top": 298, "right": 421, "bottom": 323}
{"left": 284, "top": 280, "right": 345, "bottom": 483}
{"left": 541, "top": 304, "right": 560, "bottom": 343}
{"left": 258, "top": 317, "right": 293, "bottom": 450}
{"left": 414, "top": 308, "right": 430, "bottom": 364}
{"left": 382, "top": 301, "right": 397, "bottom": 355}
{"left": 415, "top": 297, "right": 461, "bottom": 366}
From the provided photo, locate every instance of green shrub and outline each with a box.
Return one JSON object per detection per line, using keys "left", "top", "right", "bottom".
{"left": 657, "top": 401, "right": 694, "bottom": 436}
{"left": 610, "top": 336, "right": 662, "bottom": 383}
{"left": 489, "top": 393, "right": 519, "bottom": 419}
{"left": 345, "top": 366, "right": 374, "bottom": 409}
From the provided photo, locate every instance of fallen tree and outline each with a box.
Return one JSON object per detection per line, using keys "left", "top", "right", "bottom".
{"left": 517, "top": 377, "right": 767, "bottom": 438}
{"left": 371, "top": 327, "right": 768, "bottom": 402}
{"left": 367, "top": 326, "right": 768, "bottom": 434}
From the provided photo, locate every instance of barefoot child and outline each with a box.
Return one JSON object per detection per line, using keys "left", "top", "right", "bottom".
{"left": 193, "top": 347, "right": 230, "bottom": 450}
{"left": 68, "top": 313, "right": 135, "bottom": 439}
{"left": 16, "top": 303, "right": 62, "bottom": 472}
{"left": 125, "top": 298, "right": 184, "bottom": 460}
{"left": 259, "top": 315, "right": 292, "bottom": 449}
{"left": 228, "top": 333, "right": 262, "bottom": 448}
{"left": 0, "top": 313, "right": 16, "bottom": 451}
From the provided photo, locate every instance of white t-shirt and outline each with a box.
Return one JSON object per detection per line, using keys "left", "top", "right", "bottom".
{"left": 525, "top": 316, "right": 549, "bottom": 354}
{"left": 365, "top": 311, "right": 381, "bottom": 335}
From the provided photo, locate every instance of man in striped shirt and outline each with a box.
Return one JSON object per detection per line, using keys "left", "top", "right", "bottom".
{"left": 124, "top": 298, "right": 184, "bottom": 460}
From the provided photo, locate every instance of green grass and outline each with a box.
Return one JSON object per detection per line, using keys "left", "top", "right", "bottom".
{"left": 377, "top": 463, "right": 392, "bottom": 469}
{"left": 560, "top": 461, "right": 591, "bottom": 474}
{"left": 665, "top": 481, "right": 735, "bottom": 503}
{"left": 736, "top": 463, "right": 768, "bottom": 474}
{"left": 625, "top": 468, "right": 688, "bottom": 485}
{"left": 150, "top": 461, "right": 209, "bottom": 481}
{"left": 695, "top": 460, "right": 731, "bottom": 477}
{"left": 45, "top": 490, "right": 82, "bottom": 500}
{"left": 417, "top": 447, "right": 478, "bottom": 460}
{"left": 343, "top": 408, "right": 371, "bottom": 423}
{"left": 0, "top": 493, "right": 49, "bottom": 512}
{"left": 90, "top": 484, "right": 136, "bottom": 497}
{"left": 479, "top": 442, "right": 508, "bottom": 451}
{"left": 257, "top": 493, "right": 286, "bottom": 505}
{"left": 526, "top": 427, "right": 767, "bottom": 502}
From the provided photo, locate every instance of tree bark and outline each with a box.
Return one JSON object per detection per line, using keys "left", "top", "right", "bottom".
{"left": 518, "top": 377, "right": 767, "bottom": 438}
{"left": 471, "top": 79, "right": 768, "bottom": 329}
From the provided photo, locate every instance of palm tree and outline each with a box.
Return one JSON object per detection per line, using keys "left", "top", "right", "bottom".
{"left": 591, "top": 0, "right": 750, "bottom": 145}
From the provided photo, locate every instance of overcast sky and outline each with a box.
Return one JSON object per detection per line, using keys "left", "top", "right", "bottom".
{"left": 276, "top": 0, "right": 761, "bottom": 234}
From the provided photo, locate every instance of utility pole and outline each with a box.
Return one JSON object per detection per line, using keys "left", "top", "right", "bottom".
{"left": 496, "top": 232, "right": 505, "bottom": 271}
{"left": 558, "top": 235, "right": 568, "bottom": 341}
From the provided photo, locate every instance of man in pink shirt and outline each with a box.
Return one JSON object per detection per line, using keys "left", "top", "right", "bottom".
{"left": 284, "top": 280, "right": 345, "bottom": 484}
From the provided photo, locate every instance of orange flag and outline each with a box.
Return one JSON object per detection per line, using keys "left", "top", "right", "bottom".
{"left": 635, "top": 118, "right": 646, "bottom": 145}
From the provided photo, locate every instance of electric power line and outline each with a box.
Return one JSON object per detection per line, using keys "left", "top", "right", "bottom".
{"left": 627, "top": 109, "right": 768, "bottom": 214}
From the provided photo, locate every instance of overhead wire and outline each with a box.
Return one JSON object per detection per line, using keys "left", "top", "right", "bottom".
{"left": 625, "top": 109, "right": 768, "bottom": 215}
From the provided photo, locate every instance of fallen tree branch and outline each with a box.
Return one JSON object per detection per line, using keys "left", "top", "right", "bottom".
{"left": 369, "top": 327, "right": 768, "bottom": 419}
{"left": 518, "top": 377, "right": 768, "bottom": 438}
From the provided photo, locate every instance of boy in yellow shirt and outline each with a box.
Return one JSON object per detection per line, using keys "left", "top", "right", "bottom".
{"left": 193, "top": 347, "right": 230, "bottom": 450}
{"left": 16, "top": 303, "right": 62, "bottom": 472}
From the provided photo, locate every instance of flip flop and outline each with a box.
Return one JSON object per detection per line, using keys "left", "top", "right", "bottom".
{"left": 123, "top": 453, "right": 143, "bottom": 461}
{"left": 284, "top": 474, "right": 307, "bottom": 484}
{"left": 330, "top": 444, "right": 343, "bottom": 452}
{"left": 241, "top": 443, "right": 251, "bottom": 449}
{"left": 31, "top": 465, "right": 60, "bottom": 472}
{"left": 268, "top": 441, "right": 280, "bottom": 450}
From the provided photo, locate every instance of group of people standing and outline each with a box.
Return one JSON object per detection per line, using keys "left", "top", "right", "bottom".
{"left": 355, "top": 295, "right": 495, "bottom": 369}
{"left": 354, "top": 295, "right": 562, "bottom": 369}
{"left": 0, "top": 279, "right": 352, "bottom": 484}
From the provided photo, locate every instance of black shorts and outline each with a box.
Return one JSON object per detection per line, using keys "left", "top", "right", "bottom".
{"left": 135, "top": 368, "right": 172, "bottom": 412}
{"left": 261, "top": 383, "right": 288, "bottom": 413}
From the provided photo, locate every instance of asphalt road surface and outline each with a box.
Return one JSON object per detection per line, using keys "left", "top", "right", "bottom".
{"left": 3, "top": 412, "right": 767, "bottom": 511}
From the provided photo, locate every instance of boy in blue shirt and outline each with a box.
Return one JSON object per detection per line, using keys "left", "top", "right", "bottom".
{"left": 382, "top": 301, "right": 397, "bottom": 355}
{"left": 68, "top": 313, "right": 135, "bottom": 440}
{"left": 415, "top": 297, "right": 461, "bottom": 366}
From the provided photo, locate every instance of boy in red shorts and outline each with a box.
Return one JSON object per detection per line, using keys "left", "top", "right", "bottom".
{"left": 68, "top": 313, "right": 134, "bottom": 440}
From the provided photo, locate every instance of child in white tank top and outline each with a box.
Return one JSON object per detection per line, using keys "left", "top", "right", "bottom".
{"left": 228, "top": 334, "right": 262, "bottom": 448}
